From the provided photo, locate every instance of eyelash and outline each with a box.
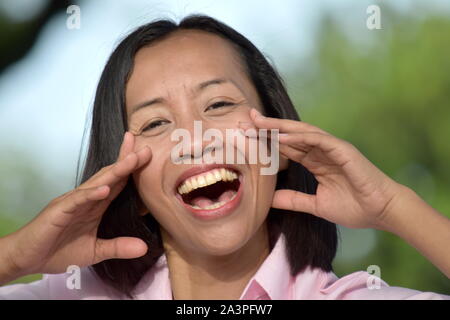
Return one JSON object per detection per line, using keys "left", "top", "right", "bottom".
{"left": 205, "top": 101, "right": 236, "bottom": 111}
{"left": 142, "top": 101, "right": 235, "bottom": 132}
{"left": 142, "top": 119, "right": 169, "bottom": 132}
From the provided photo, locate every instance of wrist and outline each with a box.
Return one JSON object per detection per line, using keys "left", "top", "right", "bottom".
{"left": 0, "top": 234, "right": 23, "bottom": 285}
{"left": 373, "top": 182, "right": 418, "bottom": 234}
{"left": 372, "top": 182, "right": 450, "bottom": 277}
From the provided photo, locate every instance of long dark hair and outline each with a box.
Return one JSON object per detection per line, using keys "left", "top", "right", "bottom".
{"left": 78, "top": 14, "right": 337, "bottom": 298}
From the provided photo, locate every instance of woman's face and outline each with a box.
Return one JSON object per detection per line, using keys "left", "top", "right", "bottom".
{"left": 126, "top": 30, "right": 277, "bottom": 256}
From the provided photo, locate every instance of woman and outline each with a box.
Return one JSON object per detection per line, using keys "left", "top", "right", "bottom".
{"left": 0, "top": 15, "right": 448, "bottom": 300}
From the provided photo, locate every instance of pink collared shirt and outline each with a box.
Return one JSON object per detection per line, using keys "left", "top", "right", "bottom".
{"left": 1, "top": 234, "right": 448, "bottom": 300}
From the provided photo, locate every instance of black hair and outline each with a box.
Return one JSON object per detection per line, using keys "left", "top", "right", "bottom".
{"left": 78, "top": 14, "right": 337, "bottom": 298}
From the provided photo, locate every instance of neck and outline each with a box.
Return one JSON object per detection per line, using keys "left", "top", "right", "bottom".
{"left": 162, "top": 222, "right": 270, "bottom": 300}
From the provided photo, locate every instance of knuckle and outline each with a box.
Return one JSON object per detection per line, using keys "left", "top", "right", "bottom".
{"left": 101, "top": 164, "right": 113, "bottom": 172}
{"left": 93, "top": 165, "right": 111, "bottom": 177}
{"left": 50, "top": 195, "right": 63, "bottom": 204}
{"left": 72, "top": 187, "right": 91, "bottom": 203}
{"left": 339, "top": 140, "right": 358, "bottom": 154}
{"left": 50, "top": 190, "right": 73, "bottom": 205}
{"left": 94, "top": 241, "right": 106, "bottom": 262}
{"left": 342, "top": 139, "right": 356, "bottom": 150}
{"left": 79, "top": 165, "right": 113, "bottom": 188}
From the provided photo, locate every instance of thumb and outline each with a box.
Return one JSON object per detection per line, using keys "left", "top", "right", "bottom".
{"left": 94, "top": 237, "right": 148, "bottom": 263}
{"left": 272, "top": 189, "right": 316, "bottom": 215}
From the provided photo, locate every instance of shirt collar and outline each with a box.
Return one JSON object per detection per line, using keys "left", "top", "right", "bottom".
{"left": 239, "top": 233, "right": 292, "bottom": 300}
{"left": 131, "top": 254, "right": 172, "bottom": 300}
{"left": 133, "top": 233, "right": 293, "bottom": 300}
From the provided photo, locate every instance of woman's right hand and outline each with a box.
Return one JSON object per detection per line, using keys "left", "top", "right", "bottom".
{"left": 0, "top": 132, "right": 151, "bottom": 284}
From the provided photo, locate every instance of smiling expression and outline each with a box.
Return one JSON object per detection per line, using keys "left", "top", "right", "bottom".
{"left": 126, "top": 30, "right": 278, "bottom": 256}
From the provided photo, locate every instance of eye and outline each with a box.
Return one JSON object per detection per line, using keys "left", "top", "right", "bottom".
{"left": 205, "top": 101, "right": 235, "bottom": 112}
{"left": 142, "top": 119, "right": 170, "bottom": 132}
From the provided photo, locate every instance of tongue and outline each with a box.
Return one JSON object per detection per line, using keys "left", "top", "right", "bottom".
{"left": 219, "top": 190, "right": 236, "bottom": 202}
{"left": 190, "top": 190, "right": 236, "bottom": 209}
{"left": 191, "top": 197, "right": 214, "bottom": 209}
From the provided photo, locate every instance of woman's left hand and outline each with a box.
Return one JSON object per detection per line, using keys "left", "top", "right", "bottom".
{"left": 240, "top": 108, "right": 406, "bottom": 230}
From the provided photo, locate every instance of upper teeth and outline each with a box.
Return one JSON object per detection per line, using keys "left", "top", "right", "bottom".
{"left": 178, "top": 168, "right": 238, "bottom": 195}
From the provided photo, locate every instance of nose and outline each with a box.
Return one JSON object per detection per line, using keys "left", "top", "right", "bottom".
{"left": 171, "top": 115, "right": 225, "bottom": 164}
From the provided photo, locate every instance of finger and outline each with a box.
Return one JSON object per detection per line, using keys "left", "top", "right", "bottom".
{"left": 118, "top": 131, "right": 135, "bottom": 161}
{"left": 238, "top": 121, "right": 279, "bottom": 139}
{"left": 111, "top": 146, "right": 152, "bottom": 178}
{"left": 279, "top": 132, "right": 339, "bottom": 154}
{"left": 91, "top": 146, "right": 152, "bottom": 200}
{"left": 60, "top": 185, "right": 110, "bottom": 214}
{"left": 94, "top": 237, "right": 148, "bottom": 263}
{"left": 239, "top": 119, "right": 315, "bottom": 145}
{"left": 272, "top": 189, "right": 316, "bottom": 215}
{"left": 238, "top": 121, "right": 257, "bottom": 132}
{"left": 80, "top": 132, "right": 136, "bottom": 184}
{"left": 134, "top": 145, "right": 153, "bottom": 168}
{"left": 250, "top": 108, "right": 330, "bottom": 135}
{"left": 279, "top": 144, "right": 309, "bottom": 163}
{"left": 82, "top": 146, "right": 152, "bottom": 190}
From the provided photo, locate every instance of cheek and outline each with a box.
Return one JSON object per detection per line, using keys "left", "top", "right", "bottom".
{"left": 132, "top": 139, "right": 172, "bottom": 208}
{"left": 257, "top": 174, "right": 277, "bottom": 209}
{"left": 209, "top": 105, "right": 256, "bottom": 127}
{"left": 231, "top": 106, "right": 255, "bottom": 122}
{"left": 132, "top": 134, "right": 167, "bottom": 151}
{"left": 132, "top": 165, "right": 159, "bottom": 213}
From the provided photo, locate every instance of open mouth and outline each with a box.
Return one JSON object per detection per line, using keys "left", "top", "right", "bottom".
{"left": 177, "top": 168, "right": 241, "bottom": 211}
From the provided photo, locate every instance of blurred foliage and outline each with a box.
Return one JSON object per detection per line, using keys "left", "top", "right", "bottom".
{"left": 0, "top": 150, "right": 64, "bottom": 286}
{"left": 287, "top": 7, "right": 450, "bottom": 293}
{"left": 0, "top": 215, "right": 42, "bottom": 285}
{"left": 0, "top": 0, "right": 72, "bottom": 287}
{"left": 0, "top": 0, "right": 71, "bottom": 74}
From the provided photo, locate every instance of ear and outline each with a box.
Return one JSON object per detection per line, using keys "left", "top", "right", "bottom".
{"left": 279, "top": 154, "right": 289, "bottom": 172}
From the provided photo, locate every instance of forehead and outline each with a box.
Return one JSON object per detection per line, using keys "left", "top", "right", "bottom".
{"left": 125, "top": 30, "right": 248, "bottom": 109}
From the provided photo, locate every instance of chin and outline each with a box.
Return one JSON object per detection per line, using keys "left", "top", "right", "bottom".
{"left": 185, "top": 223, "right": 257, "bottom": 256}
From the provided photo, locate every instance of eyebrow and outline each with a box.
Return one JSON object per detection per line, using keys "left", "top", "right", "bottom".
{"left": 130, "top": 78, "right": 229, "bottom": 115}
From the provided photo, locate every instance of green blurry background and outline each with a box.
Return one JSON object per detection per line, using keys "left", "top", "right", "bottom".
{"left": 0, "top": 1, "right": 449, "bottom": 294}
{"left": 286, "top": 7, "right": 450, "bottom": 293}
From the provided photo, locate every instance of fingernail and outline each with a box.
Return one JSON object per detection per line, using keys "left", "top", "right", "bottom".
{"left": 96, "top": 185, "right": 108, "bottom": 191}
{"left": 252, "top": 109, "right": 263, "bottom": 118}
{"left": 123, "top": 131, "right": 133, "bottom": 145}
{"left": 279, "top": 133, "right": 288, "bottom": 137}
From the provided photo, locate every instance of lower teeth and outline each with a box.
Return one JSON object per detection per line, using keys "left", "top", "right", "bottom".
{"left": 190, "top": 192, "right": 237, "bottom": 210}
